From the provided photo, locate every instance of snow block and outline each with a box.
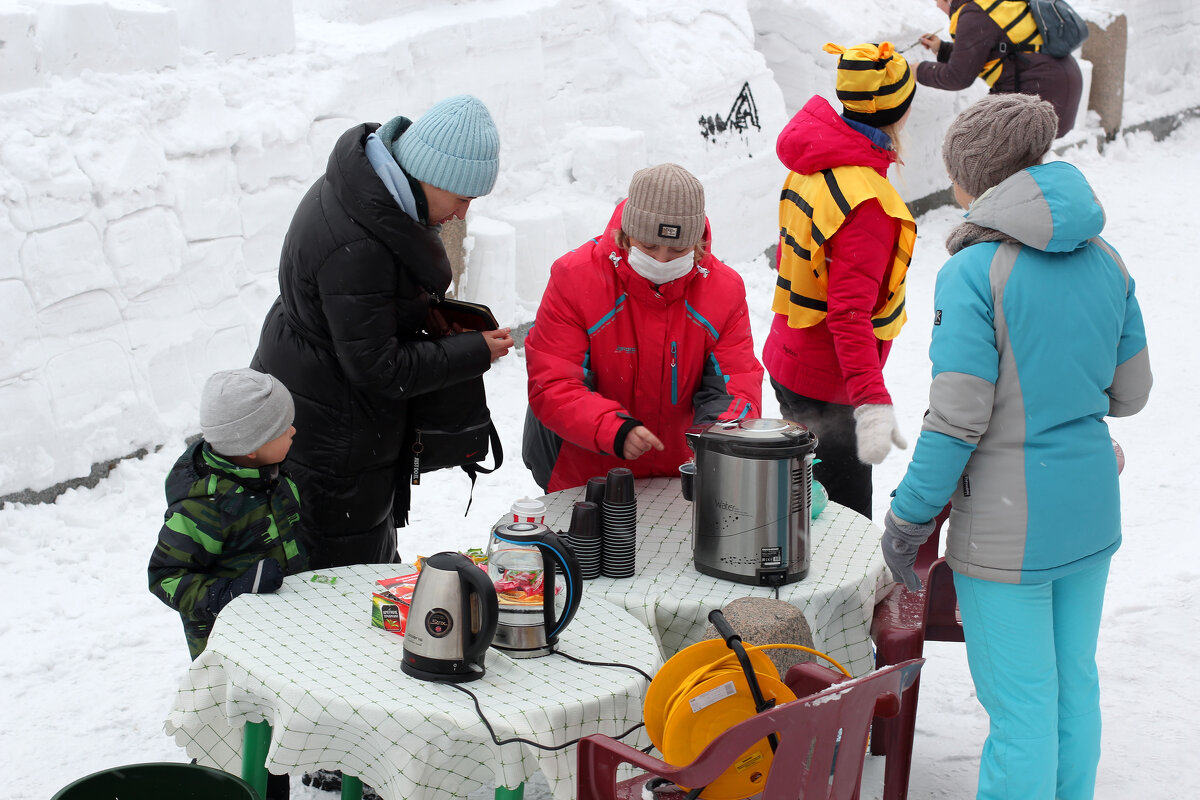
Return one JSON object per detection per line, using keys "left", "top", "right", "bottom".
{"left": 0, "top": 378, "right": 57, "bottom": 494}
{"left": 156, "top": 0, "right": 294, "bottom": 59}
{"left": 72, "top": 124, "right": 170, "bottom": 221}
{"left": 0, "top": 279, "right": 44, "bottom": 380}
{"left": 165, "top": 153, "right": 242, "bottom": 242}
{"left": 0, "top": 4, "right": 41, "bottom": 94}
{"left": 0, "top": 215, "right": 25, "bottom": 280}
{"left": 36, "top": 289, "right": 123, "bottom": 342}
{"left": 43, "top": 338, "right": 137, "bottom": 427}
{"left": 566, "top": 126, "right": 647, "bottom": 201}
{"left": 239, "top": 185, "right": 303, "bottom": 275}
{"left": 460, "top": 215, "right": 518, "bottom": 325}
{"left": 202, "top": 325, "right": 255, "bottom": 377}
{"left": 489, "top": 204, "right": 568, "bottom": 313}
{"left": 2, "top": 130, "right": 92, "bottom": 232}
{"left": 293, "top": 0, "right": 424, "bottom": 24}
{"left": 20, "top": 221, "right": 115, "bottom": 308}
{"left": 103, "top": 207, "right": 185, "bottom": 297}
{"left": 179, "top": 238, "right": 245, "bottom": 316}
{"left": 232, "top": 135, "right": 312, "bottom": 193}
{"left": 36, "top": 0, "right": 180, "bottom": 78}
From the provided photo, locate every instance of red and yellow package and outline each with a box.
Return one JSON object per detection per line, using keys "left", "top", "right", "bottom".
{"left": 371, "top": 571, "right": 419, "bottom": 635}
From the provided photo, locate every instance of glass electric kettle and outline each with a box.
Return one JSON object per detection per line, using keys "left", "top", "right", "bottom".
{"left": 486, "top": 522, "right": 583, "bottom": 658}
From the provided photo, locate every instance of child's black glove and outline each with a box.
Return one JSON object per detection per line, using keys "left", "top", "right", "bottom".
{"left": 208, "top": 558, "right": 285, "bottom": 615}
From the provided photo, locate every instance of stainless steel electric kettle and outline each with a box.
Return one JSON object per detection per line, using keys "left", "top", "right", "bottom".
{"left": 401, "top": 551, "right": 499, "bottom": 682}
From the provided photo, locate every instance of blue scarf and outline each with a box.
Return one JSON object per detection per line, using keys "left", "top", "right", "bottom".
{"left": 842, "top": 116, "right": 893, "bottom": 150}
{"left": 364, "top": 132, "right": 419, "bottom": 221}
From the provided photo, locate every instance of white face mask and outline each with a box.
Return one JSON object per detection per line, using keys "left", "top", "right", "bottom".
{"left": 627, "top": 246, "right": 696, "bottom": 285}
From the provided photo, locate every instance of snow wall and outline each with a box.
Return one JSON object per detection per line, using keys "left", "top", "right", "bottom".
{"left": 0, "top": 0, "right": 1196, "bottom": 496}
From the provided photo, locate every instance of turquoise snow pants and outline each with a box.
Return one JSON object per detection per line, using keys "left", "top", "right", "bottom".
{"left": 953, "top": 557, "right": 1110, "bottom": 800}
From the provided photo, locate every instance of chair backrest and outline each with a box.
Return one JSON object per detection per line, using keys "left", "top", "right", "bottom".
{"left": 922, "top": 558, "right": 965, "bottom": 644}
{"left": 52, "top": 762, "right": 258, "bottom": 800}
{"left": 577, "top": 658, "right": 925, "bottom": 800}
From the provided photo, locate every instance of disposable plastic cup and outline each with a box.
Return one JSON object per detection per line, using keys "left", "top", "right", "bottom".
{"left": 605, "top": 467, "right": 635, "bottom": 503}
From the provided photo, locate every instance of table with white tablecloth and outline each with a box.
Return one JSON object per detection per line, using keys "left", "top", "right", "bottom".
{"left": 164, "top": 563, "right": 660, "bottom": 800}
{"left": 527, "top": 478, "right": 890, "bottom": 678}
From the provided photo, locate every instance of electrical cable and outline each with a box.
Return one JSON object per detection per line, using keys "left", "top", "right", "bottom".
{"left": 436, "top": 646, "right": 654, "bottom": 752}
{"left": 438, "top": 681, "right": 646, "bottom": 751}
{"left": 553, "top": 649, "right": 654, "bottom": 683}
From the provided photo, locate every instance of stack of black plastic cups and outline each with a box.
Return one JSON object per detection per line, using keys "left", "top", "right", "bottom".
{"left": 601, "top": 467, "right": 636, "bottom": 578}
{"left": 566, "top": 501, "right": 602, "bottom": 579}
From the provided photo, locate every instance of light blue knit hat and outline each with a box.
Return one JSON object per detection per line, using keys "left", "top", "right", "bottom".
{"left": 393, "top": 94, "right": 500, "bottom": 197}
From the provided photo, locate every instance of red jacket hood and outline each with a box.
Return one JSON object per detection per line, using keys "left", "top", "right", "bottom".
{"left": 776, "top": 95, "right": 897, "bottom": 177}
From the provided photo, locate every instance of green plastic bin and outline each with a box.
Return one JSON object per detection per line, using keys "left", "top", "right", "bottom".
{"left": 52, "top": 762, "right": 258, "bottom": 800}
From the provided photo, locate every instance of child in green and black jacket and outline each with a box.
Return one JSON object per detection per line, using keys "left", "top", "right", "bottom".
{"left": 149, "top": 368, "right": 307, "bottom": 660}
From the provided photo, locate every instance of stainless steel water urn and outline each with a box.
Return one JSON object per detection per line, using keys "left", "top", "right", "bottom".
{"left": 684, "top": 419, "right": 818, "bottom": 586}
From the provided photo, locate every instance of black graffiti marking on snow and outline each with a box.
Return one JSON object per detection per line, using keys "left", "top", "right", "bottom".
{"left": 699, "top": 82, "right": 761, "bottom": 143}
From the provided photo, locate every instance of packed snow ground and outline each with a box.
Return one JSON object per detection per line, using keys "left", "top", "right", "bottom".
{"left": 2, "top": 115, "right": 1197, "bottom": 799}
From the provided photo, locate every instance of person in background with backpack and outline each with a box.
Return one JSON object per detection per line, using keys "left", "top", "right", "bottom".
{"left": 917, "top": 0, "right": 1084, "bottom": 137}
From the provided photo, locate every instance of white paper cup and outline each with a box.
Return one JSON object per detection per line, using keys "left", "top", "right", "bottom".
{"left": 511, "top": 497, "right": 546, "bottom": 524}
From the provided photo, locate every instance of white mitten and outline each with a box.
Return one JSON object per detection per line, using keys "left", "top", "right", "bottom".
{"left": 853, "top": 404, "right": 907, "bottom": 465}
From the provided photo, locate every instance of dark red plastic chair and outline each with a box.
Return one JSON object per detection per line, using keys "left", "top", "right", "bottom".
{"left": 869, "top": 502, "right": 962, "bottom": 800}
{"left": 575, "top": 659, "right": 925, "bottom": 800}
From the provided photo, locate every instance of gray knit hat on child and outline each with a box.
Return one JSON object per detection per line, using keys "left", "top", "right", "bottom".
{"left": 621, "top": 163, "right": 706, "bottom": 248}
{"left": 942, "top": 94, "right": 1059, "bottom": 199}
{"left": 200, "top": 369, "right": 294, "bottom": 457}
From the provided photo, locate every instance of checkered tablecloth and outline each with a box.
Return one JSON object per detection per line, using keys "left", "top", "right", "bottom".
{"left": 164, "top": 564, "right": 660, "bottom": 800}
{"left": 532, "top": 478, "right": 889, "bottom": 677}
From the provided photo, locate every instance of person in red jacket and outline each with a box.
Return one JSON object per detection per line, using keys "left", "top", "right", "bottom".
{"left": 523, "top": 163, "right": 764, "bottom": 492}
{"left": 764, "top": 42, "right": 917, "bottom": 520}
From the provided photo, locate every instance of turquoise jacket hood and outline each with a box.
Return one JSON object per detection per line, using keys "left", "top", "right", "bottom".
{"left": 965, "top": 161, "right": 1106, "bottom": 253}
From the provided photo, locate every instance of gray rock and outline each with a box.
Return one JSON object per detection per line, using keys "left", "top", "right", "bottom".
{"left": 702, "top": 597, "right": 815, "bottom": 677}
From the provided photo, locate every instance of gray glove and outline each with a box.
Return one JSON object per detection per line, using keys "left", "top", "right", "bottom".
{"left": 881, "top": 510, "right": 936, "bottom": 592}
{"left": 854, "top": 404, "right": 907, "bottom": 464}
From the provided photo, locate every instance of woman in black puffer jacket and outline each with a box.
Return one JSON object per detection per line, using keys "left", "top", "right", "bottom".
{"left": 252, "top": 95, "right": 513, "bottom": 568}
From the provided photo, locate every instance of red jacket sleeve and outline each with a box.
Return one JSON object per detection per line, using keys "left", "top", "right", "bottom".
{"left": 824, "top": 199, "right": 898, "bottom": 407}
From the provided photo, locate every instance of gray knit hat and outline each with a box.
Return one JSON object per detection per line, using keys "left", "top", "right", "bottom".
{"left": 200, "top": 369, "right": 294, "bottom": 457}
{"left": 394, "top": 94, "right": 500, "bottom": 197}
{"left": 621, "top": 163, "right": 706, "bottom": 248}
{"left": 943, "top": 94, "right": 1059, "bottom": 199}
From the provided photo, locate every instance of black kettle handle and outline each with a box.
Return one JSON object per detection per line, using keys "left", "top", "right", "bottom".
{"left": 457, "top": 556, "right": 498, "bottom": 660}
{"left": 537, "top": 531, "right": 583, "bottom": 640}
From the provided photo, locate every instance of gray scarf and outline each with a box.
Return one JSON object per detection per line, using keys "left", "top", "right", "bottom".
{"left": 945, "top": 222, "right": 1019, "bottom": 255}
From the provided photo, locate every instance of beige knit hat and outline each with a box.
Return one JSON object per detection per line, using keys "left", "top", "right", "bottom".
{"left": 943, "top": 94, "right": 1059, "bottom": 198}
{"left": 621, "top": 163, "right": 706, "bottom": 248}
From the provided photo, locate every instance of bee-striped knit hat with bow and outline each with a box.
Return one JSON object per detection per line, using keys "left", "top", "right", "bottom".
{"left": 824, "top": 41, "right": 916, "bottom": 128}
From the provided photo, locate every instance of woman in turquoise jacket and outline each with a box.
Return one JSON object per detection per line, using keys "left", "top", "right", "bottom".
{"left": 882, "top": 95, "right": 1152, "bottom": 799}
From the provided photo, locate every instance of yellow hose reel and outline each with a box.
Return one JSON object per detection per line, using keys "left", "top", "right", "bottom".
{"left": 643, "top": 634, "right": 850, "bottom": 800}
